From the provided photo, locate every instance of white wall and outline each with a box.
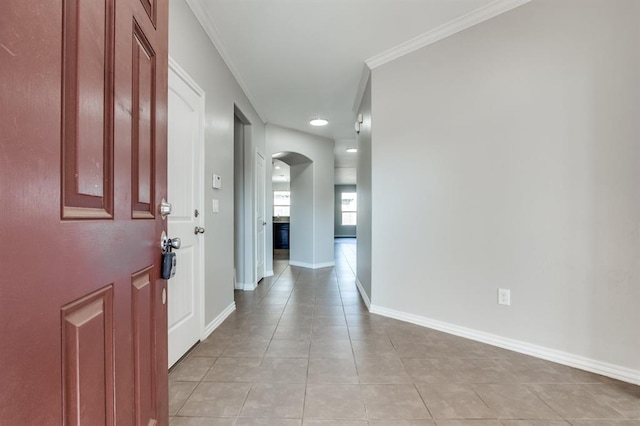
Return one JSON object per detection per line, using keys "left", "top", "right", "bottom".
{"left": 290, "top": 162, "right": 314, "bottom": 265}
{"left": 371, "top": 0, "right": 640, "bottom": 381}
{"left": 169, "top": 1, "right": 265, "bottom": 325}
{"left": 266, "top": 124, "right": 335, "bottom": 269}
{"left": 356, "top": 76, "right": 372, "bottom": 304}
{"left": 272, "top": 182, "right": 290, "bottom": 191}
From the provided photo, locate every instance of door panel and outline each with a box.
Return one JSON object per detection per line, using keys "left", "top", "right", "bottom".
{"left": 140, "top": 0, "right": 158, "bottom": 24}
{"left": 62, "top": 0, "right": 115, "bottom": 217}
{"left": 0, "top": 0, "right": 169, "bottom": 424}
{"left": 167, "top": 63, "right": 205, "bottom": 367}
{"left": 61, "top": 286, "right": 115, "bottom": 426}
{"left": 132, "top": 23, "right": 156, "bottom": 218}
{"left": 132, "top": 267, "right": 158, "bottom": 425}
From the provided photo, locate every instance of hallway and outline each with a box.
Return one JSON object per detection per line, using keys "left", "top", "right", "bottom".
{"left": 169, "top": 239, "right": 639, "bottom": 425}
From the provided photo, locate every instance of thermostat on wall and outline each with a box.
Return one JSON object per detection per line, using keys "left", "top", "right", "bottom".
{"left": 212, "top": 174, "right": 222, "bottom": 189}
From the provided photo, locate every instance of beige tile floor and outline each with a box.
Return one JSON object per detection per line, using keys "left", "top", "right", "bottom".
{"left": 169, "top": 239, "right": 640, "bottom": 425}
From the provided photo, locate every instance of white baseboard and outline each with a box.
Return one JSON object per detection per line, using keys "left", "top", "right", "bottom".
{"left": 202, "top": 301, "right": 236, "bottom": 339}
{"left": 265, "top": 270, "right": 274, "bottom": 277}
{"left": 234, "top": 281, "right": 257, "bottom": 291}
{"left": 370, "top": 304, "right": 640, "bottom": 386}
{"left": 356, "top": 278, "right": 371, "bottom": 309}
{"left": 289, "top": 260, "right": 335, "bottom": 269}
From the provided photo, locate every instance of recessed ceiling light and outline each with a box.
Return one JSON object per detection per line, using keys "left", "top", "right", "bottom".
{"left": 310, "top": 118, "right": 328, "bottom": 127}
{"left": 346, "top": 148, "right": 357, "bottom": 153}
{"left": 275, "top": 166, "right": 281, "bottom": 169}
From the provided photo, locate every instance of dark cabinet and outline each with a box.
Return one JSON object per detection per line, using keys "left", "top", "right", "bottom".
{"left": 273, "top": 222, "right": 289, "bottom": 249}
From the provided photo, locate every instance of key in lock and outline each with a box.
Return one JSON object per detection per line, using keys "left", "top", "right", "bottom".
{"left": 161, "top": 251, "right": 176, "bottom": 279}
{"left": 160, "top": 233, "right": 181, "bottom": 279}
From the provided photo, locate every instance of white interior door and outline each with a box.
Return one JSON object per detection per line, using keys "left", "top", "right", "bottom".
{"left": 256, "top": 152, "right": 265, "bottom": 282}
{"left": 167, "top": 59, "right": 205, "bottom": 367}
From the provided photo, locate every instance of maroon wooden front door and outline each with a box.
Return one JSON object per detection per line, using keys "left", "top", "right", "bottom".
{"left": 1, "top": 0, "right": 169, "bottom": 424}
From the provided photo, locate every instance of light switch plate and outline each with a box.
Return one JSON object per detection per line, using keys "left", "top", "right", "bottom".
{"left": 212, "top": 174, "right": 222, "bottom": 189}
{"left": 212, "top": 199, "right": 219, "bottom": 213}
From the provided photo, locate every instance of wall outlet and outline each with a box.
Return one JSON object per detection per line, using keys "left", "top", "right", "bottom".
{"left": 498, "top": 288, "right": 511, "bottom": 306}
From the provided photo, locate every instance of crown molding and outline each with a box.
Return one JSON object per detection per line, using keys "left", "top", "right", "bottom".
{"left": 185, "top": 0, "right": 266, "bottom": 123}
{"left": 365, "top": 0, "right": 532, "bottom": 69}
{"left": 352, "top": 63, "right": 371, "bottom": 113}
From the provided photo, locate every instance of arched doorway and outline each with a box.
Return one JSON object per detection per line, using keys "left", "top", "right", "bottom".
{"left": 272, "top": 151, "right": 314, "bottom": 268}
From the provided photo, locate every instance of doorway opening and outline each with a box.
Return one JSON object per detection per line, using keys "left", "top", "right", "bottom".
{"left": 233, "top": 107, "right": 253, "bottom": 291}
{"left": 271, "top": 151, "right": 313, "bottom": 269}
{"left": 334, "top": 184, "right": 357, "bottom": 238}
{"left": 272, "top": 158, "right": 290, "bottom": 262}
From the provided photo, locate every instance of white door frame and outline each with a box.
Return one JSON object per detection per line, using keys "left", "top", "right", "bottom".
{"left": 255, "top": 150, "right": 266, "bottom": 284}
{"left": 233, "top": 107, "right": 258, "bottom": 291}
{"left": 167, "top": 57, "right": 206, "bottom": 363}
